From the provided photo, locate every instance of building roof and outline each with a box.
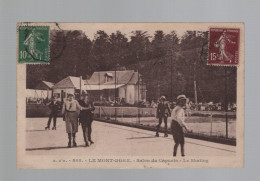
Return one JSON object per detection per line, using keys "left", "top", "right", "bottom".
{"left": 128, "top": 72, "right": 139, "bottom": 84}
{"left": 35, "top": 81, "right": 54, "bottom": 90}
{"left": 52, "top": 76, "right": 82, "bottom": 89}
{"left": 86, "top": 70, "right": 140, "bottom": 85}
{"left": 42, "top": 81, "right": 54, "bottom": 88}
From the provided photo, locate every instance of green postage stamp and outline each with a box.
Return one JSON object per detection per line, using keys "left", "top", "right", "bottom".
{"left": 18, "top": 26, "right": 50, "bottom": 63}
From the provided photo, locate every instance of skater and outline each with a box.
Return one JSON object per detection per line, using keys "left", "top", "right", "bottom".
{"left": 79, "top": 92, "right": 95, "bottom": 147}
{"left": 62, "top": 94, "right": 88, "bottom": 148}
{"left": 170, "top": 95, "right": 190, "bottom": 157}
{"left": 45, "top": 96, "right": 61, "bottom": 130}
{"left": 155, "top": 96, "right": 171, "bottom": 137}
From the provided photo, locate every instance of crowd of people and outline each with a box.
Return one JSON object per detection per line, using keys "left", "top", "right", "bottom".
{"left": 150, "top": 100, "right": 236, "bottom": 112}
{"left": 90, "top": 96, "right": 236, "bottom": 113}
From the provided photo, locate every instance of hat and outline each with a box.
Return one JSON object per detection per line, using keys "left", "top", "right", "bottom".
{"left": 177, "top": 95, "right": 187, "bottom": 101}
{"left": 67, "top": 94, "right": 74, "bottom": 98}
{"left": 160, "top": 96, "right": 166, "bottom": 100}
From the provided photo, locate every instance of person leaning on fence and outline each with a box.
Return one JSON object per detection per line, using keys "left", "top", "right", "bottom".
{"left": 170, "top": 95, "right": 190, "bottom": 157}
{"left": 45, "top": 96, "right": 61, "bottom": 130}
{"left": 62, "top": 94, "right": 88, "bottom": 148}
{"left": 155, "top": 96, "right": 171, "bottom": 137}
{"left": 78, "top": 92, "right": 95, "bottom": 147}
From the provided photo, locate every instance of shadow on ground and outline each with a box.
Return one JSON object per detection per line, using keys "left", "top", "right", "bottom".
{"left": 26, "top": 145, "right": 87, "bottom": 151}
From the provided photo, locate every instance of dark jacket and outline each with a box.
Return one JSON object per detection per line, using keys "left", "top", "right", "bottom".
{"left": 48, "top": 101, "right": 61, "bottom": 114}
{"left": 78, "top": 100, "right": 95, "bottom": 124}
{"left": 156, "top": 102, "right": 171, "bottom": 118}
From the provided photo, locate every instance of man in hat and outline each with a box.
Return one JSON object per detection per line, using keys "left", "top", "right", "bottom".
{"left": 45, "top": 96, "right": 61, "bottom": 130}
{"left": 78, "top": 92, "right": 95, "bottom": 146}
{"left": 170, "top": 95, "right": 190, "bottom": 157}
{"left": 156, "top": 96, "right": 171, "bottom": 137}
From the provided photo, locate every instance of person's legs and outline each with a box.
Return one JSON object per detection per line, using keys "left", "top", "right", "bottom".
{"left": 88, "top": 122, "right": 94, "bottom": 144}
{"left": 71, "top": 113, "right": 78, "bottom": 133}
{"left": 163, "top": 116, "right": 168, "bottom": 137}
{"left": 173, "top": 142, "right": 179, "bottom": 156}
{"left": 52, "top": 114, "right": 57, "bottom": 129}
{"left": 72, "top": 133, "right": 77, "bottom": 147}
{"left": 180, "top": 143, "right": 185, "bottom": 156}
{"left": 82, "top": 125, "right": 89, "bottom": 146}
{"left": 156, "top": 117, "right": 162, "bottom": 136}
{"left": 180, "top": 133, "right": 185, "bottom": 156}
{"left": 69, "top": 113, "right": 78, "bottom": 147}
{"left": 82, "top": 126, "right": 87, "bottom": 142}
{"left": 68, "top": 133, "right": 72, "bottom": 148}
{"left": 46, "top": 113, "right": 53, "bottom": 129}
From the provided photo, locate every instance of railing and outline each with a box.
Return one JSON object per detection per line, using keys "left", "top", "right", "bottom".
{"left": 93, "top": 106, "right": 236, "bottom": 139}
{"left": 25, "top": 104, "right": 236, "bottom": 139}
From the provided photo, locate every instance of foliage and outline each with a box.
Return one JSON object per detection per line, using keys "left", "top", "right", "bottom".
{"left": 27, "top": 29, "right": 237, "bottom": 103}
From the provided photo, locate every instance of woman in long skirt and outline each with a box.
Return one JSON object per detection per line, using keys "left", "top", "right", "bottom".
{"left": 170, "top": 95, "right": 190, "bottom": 156}
{"left": 62, "top": 94, "right": 88, "bottom": 148}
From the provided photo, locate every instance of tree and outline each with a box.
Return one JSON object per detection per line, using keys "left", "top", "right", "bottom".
{"left": 179, "top": 30, "right": 237, "bottom": 103}
{"left": 26, "top": 29, "right": 237, "bottom": 104}
{"left": 108, "top": 31, "right": 129, "bottom": 69}
{"left": 91, "top": 31, "right": 111, "bottom": 71}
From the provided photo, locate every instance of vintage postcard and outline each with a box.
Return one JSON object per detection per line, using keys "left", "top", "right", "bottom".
{"left": 17, "top": 23, "right": 244, "bottom": 169}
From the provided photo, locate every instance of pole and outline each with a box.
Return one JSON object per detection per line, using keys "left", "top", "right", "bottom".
{"left": 115, "top": 68, "right": 117, "bottom": 121}
{"left": 170, "top": 54, "right": 173, "bottom": 102}
{"left": 193, "top": 60, "right": 198, "bottom": 110}
{"left": 225, "top": 68, "right": 228, "bottom": 138}
{"left": 80, "top": 76, "right": 82, "bottom": 98}
{"left": 156, "top": 65, "right": 160, "bottom": 102}
{"left": 194, "top": 80, "right": 198, "bottom": 108}
{"left": 210, "top": 113, "right": 213, "bottom": 136}
{"left": 137, "top": 54, "right": 140, "bottom": 124}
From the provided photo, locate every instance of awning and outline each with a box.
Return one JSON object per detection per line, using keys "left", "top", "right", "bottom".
{"left": 85, "top": 84, "right": 125, "bottom": 90}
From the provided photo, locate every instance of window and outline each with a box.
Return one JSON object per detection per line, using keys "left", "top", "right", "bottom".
{"left": 105, "top": 72, "right": 113, "bottom": 83}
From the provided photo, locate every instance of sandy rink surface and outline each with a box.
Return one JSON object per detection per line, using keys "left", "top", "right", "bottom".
{"left": 25, "top": 118, "right": 235, "bottom": 156}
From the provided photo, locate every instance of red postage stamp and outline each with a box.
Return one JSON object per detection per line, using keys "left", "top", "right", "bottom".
{"left": 208, "top": 28, "right": 240, "bottom": 66}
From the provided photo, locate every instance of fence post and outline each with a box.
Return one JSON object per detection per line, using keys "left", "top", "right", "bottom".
{"left": 109, "top": 107, "right": 111, "bottom": 120}
{"left": 210, "top": 113, "right": 213, "bottom": 136}
{"left": 99, "top": 106, "right": 101, "bottom": 118}
{"left": 122, "top": 108, "right": 123, "bottom": 122}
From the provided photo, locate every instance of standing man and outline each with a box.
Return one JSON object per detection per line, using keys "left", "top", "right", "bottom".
{"left": 45, "top": 96, "right": 61, "bottom": 130}
{"left": 170, "top": 95, "right": 190, "bottom": 157}
{"left": 156, "top": 96, "right": 171, "bottom": 137}
{"left": 79, "top": 92, "right": 95, "bottom": 146}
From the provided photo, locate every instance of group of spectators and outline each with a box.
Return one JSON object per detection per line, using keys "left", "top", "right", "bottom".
{"left": 27, "top": 95, "right": 237, "bottom": 113}
{"left": 145, "top": 100, "right": 237, "bottom": 112}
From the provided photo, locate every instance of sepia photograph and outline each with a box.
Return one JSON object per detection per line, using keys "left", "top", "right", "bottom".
{"left": 17, "top": 23, "right": 244, "bottom": 168}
